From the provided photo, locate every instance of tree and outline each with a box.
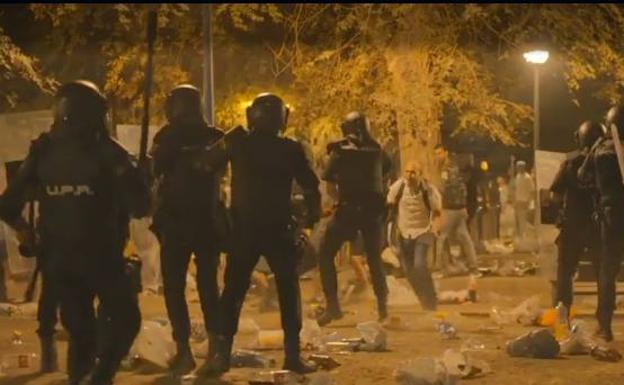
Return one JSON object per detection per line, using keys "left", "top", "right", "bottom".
{"left": 0, "top": 23, "right": 55, "bottom": 108}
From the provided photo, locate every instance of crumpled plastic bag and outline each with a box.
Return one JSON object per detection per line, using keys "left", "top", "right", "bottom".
{"left": 393, "top": 357, "right": 457, "bottom": 385}
{"left": 300, "top": 318, "right": 323, "bottom": 350}
{"left": 356, "top": 321, "right": 387, "bottom": 351}
{"left": 442, "top": 349, "right": 491, "bottom": 379}
{"left": 437, "top": 290, "right": 468, "bottom": 305}
{"left": 386, "top": 276, "right": 419, "bottom": 306}
{"left": 490, "top": 296, "right": 542, "bottom": 326}
{"left": 559, "top": 321, "right": 593, "bottom": 356}
{"left": 131, "top": 319, "right": 176, "bottom": 368}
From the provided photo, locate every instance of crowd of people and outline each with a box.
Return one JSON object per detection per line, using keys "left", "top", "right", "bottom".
{"left": 1, "top": 78, "right": 623, "bottom": 385}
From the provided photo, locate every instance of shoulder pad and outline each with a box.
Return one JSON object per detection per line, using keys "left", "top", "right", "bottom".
{"left": 30, "top": 133, "right": 51, "bottom": 154}
{"left": 224, "top": 125, "right": 247, "bottom": 143}
{"left": 153, "top": 124, "right": 176, "bottom": 142}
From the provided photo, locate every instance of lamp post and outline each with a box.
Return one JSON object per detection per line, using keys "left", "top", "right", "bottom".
{"left": 202, "top": 4, "right": 215, "bottom": 125}
{"left": 523, "top": 49, "right": 549, "bottom": 231}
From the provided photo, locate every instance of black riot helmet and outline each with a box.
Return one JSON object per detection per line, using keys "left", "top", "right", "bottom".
{"left": 606, "top": 105, "right": 624, "bottom": 138}
{"left": 340, "top": 111, "right": 372, "bottom": 142}
{"left": 574, "top": 120, "right": 604, "bottom": 150}
{"left": 52, "top": 80, "right": 108, "bottom": 139}
{"left": 165, "top": 84, "right": 204, "bottom": 125}
{"left": 246, "top": 93, "right": 289, "bottom": 135}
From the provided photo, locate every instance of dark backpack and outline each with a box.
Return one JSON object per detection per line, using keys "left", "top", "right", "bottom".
{"left": 442, "top": 167, "right": 467, "bottom": 209}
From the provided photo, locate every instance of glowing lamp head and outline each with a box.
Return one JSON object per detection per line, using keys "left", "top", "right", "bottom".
{"left": 523, "top": 50, "right": 549, "bottom": 64}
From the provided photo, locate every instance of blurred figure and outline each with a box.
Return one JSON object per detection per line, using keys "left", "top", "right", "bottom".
{"left": 579, "top": 106, "right": 624, "bottom": 342}
{"left": 434, "top": 145, "right": 480, "bottom": 277}
{"left": 0, "top": 80, "right": 150, "bottom": 385}
{"left": 387, "top": 161, "right": 442, "bottom": 310}
{"left": 551, "top": 120, "right": 603, "bottom": 314}
{"left": 512, "top": 160, "right": 535, "bottom": 240}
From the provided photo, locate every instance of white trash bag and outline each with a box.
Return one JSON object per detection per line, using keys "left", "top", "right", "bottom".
{"left": 132, "top": 319, "right": 176, "bottom": 368}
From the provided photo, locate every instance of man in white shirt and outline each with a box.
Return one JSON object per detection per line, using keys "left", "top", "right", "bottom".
{"left": 387, "top": 161, "right": 442, "bottom": 310}
{"left": 512, "top": 161, "right": 535, "bottom": 238}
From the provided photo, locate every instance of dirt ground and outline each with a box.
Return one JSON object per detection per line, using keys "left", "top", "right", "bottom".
{"left": 2, "top": 255, "right": 624, "bottom": 385}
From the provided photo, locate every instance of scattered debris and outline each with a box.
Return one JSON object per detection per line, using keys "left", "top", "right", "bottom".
{"left": 256, "top": 330, "right": 285, "bottom": 350}
{"left": 249, "top": 370, "right": 300, "bottom": 385}
{"left": 506, "top": 329, "right": 560, "bottom": 359}
{"left": 356, "top": 321, "right": 387, "bottom": 351}
{"left": 231, "top": 349, "right": 276, "bottom": 368}
{"left": 393, "top": 357, "right": 449, "bottom": 385}
{"left": 190, "top": 318, "right": 207, "bottom": 342}
{"left": 131, "top": 319, "right": 176, "bottom": 368}
{"left": 300, "top": 318, "right": 323, "bottom": 351}
{"left": 386, "top": 276, "right": 419, "bottom": 306}
{"left": 590, "top": 345, "right": 622, "bottom": 362}
{"left": 437, "top": 290, "right": 468, "bottom": 305}
{"left": 460, "top": 338, "right": 486, "bottom": 352}
{"left": 490, "top": 296, "right": 543, "bottom": 326}
{"left": 442, "top": 349, "right": 491, "bottom": 379}
{"left": 308, "top": 354, "right": 340, "bottom": 371}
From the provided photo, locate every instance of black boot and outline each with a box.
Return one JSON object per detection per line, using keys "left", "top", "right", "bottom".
{"left": 594, "top": 327, "right": 614, "bottom": 343}
{"left": 168, "top": 342, "right": 196, "bottom": 376}
{"left": 196, "top": 335, "right": 232, "bottom": 378}
{"left": 377, "top": 297, "right": 388, "bottom": 323}
{"left": 283, "top": 337, "right": 316, "bottom": 375}
{"left": 317, "top": 302, "right": 343, "bottom": 327}
{"left": 39, "top": 334, "right": 59, "bottom": 373}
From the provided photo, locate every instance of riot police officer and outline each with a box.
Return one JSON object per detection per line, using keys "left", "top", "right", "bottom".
{"left": 316, "top": 112, "right": 392, "bottom": 326}
{"left": 551, "top": 121, "right": 603, "bottom": 312}
{"left": 149, "top": 85, "right": 225, "bottom": 375}
{"left": 580, "top": 106, "right": 624, "bottom": 342}
{"left": 199, "top": 93, "right": 321, "bottom": 376}
{"left": 0, "top": 80, "right": 150, "bottom": 385}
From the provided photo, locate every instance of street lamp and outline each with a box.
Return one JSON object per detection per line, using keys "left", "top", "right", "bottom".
{"left": 523, "top": 49, "right": 549, "bottom": 233}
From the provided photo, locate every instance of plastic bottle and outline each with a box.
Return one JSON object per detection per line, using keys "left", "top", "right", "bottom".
{"left": 467, "top": 276, "right": 477, "bottom": 303}
{"left": 554, "top": 301, "right": 570, "bottom": 341}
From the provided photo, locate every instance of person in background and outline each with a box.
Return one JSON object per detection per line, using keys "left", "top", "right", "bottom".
{"left": 387, "top": 161, "right": 442, "bottom": 310}
{"left": 433, "top": 145, "right": 480, "bottom": 277}
{"left": 512, "top": 160, "right": 535, "bottom": 240}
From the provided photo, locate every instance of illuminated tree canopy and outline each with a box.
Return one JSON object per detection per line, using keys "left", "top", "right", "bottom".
{"left": 3, "top": 4, "right": 624, "bottom": 171}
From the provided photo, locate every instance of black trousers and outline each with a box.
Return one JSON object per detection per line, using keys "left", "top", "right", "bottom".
{"left": 37, "top": 262, "right": 60, "bottom": 338}
{"left": 597, "top": 208, "right": 624, "bottom": 332}
{"left": 554, "top": 224, "right": 600, "bottom": 309}
{"left": 159, "top": 226, "right": 220, "bottom": 345}
{"left": 218, "top": 222, "right": 302, "bottom": 359}
{"left": 318, "top": 203, "right": 388, "bottom": 310}
{"left": 55, "top": 260, "right": 140, "bottom": 384}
